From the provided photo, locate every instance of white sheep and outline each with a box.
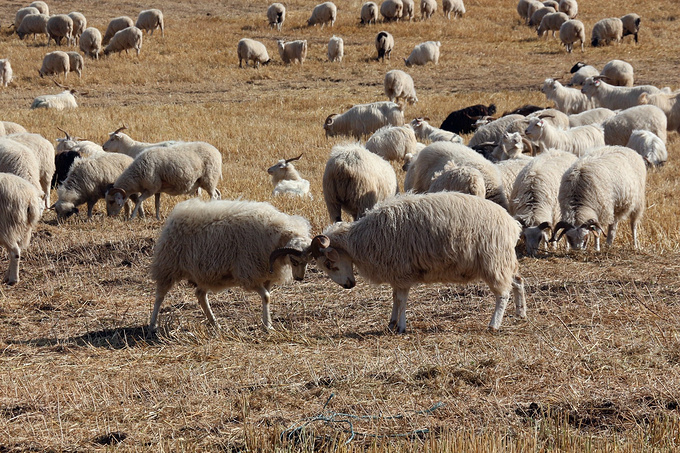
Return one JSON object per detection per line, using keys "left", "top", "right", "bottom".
{"left": 420, "top": 0, "right": 437, "bottom": 20}
{"left": 46, "top": 14, "right": 73, "bottom": 46}
{"left": 322, "top": 142, "right": 397, "bottom": 222}
{"left": 601, "top": 105, "right": 667, "bottom": 146}
{"left": 496, "top": 156, "right": 533, "bottom": 204}
{"left": 567, "top": 108, "right": 616, "bottom": 128}
{"left": 68, "top": 12, "right": 87, "bottom": 45}
{"left": 626, "top": 130, "right": 666, "bottom": 167}
{"left": 39, "top": 51, "right": 69, "bottom": 79}
{"left": 621, "top": 13, "right": 640, "bottom": 44}
{"left": 16, "top": 13, "right": 48, "bottom": 41}
{"left": 149, "top": 198, "right": 312, "bottom": 331}
{"left": 365, "top": 125, "right": 418, "bottom": 162}
{"left": 2, "top": 122, "right": 26, "bottom": 135}
{"left": 492, "top": 131, "right": 533, "bottom": 161}
{"left": 404, "top": 41, "right": 440, "bottom": 67}
{"left": 102, "top": 16, "right": 134, "bottom": 45}
{"left": 136, "top": 9, "right": 164, "bottom": 36}
{"left": 312, "top": 191, "right": 526, "bottom": 332}
{"left": 510, "top": 149, "right": 577, "bottom": 256}
{"left": 105, "top": 142, "right": 223, "bottom": 220}
{"left": 601, "top": 59, "right": 634, "bottom": 87}
{"left": 559, "top": 19, "right": 585, "bottom": 53}
{"left": 104, "top": 26, "right": 143, "bottom": 56}
{"left": 55, "top": 127, "right": 104, "bottom": 157}
{"left": 541, "top": 78, "right": 597, "bottom": 114}
{"left": 375, "top": 31, "right": 394, "bottom": 61}
{"left": 66, "top": 51, "right": 83, "bottom": 78}
{"left": 7, "top": 133, "right": 55, "bottom": 208}
{"left": 443, "top": 0, "right": 465, "bottom": 19}
{"left": 380, "top": 0, "right": 403, "bottom": 21}
{"left": 591, "top": 17, "right": 623, "bottom": 47}
{"left": 79, "top": 27, "right": 102, "bottom": 59}
{"left": 467, "top": 114, "right": 525, "bottom": 148}
{"left": 529, "top": 6, "right": 555, "bottom": 27}
{"left": 31, "top": 83, "right": 80, "bottom": 110}
{"left": 553, "top": 146, "right": 646, "bottom": 251}
{"left": 102, "top": 126, "right": 179, "bottom": 158}
{"left": 569, "top": 62, "right": 599, "bottom": 86}
{"left": 14, "top": 6, "right": 40, "bottom": 29}
{"left": 29, "top": 1, "right": 49, "bottom": 15}
{"left": 237, "top": 38, "right": 271, "bottom": 68}
{"left": 638, "top": 91, "right": 680, "bottom": 133}
{"left": 527, "top": 107, "right": 570, "bottom": 131}
{"left": 328, "top": 36, "right": 344, "bottom": 62}
{"left": 525, "top": 115, "right": 604, "bottom": 155}
{"left": 277, "top": 40, "right": 307, "bottom": 65}
{"left": 558, "top": 0, "right": 577, "bottom": 18}
{"left": 517, "top": 0, "right": 540, "bottom": 23}
{"left": 324, "top": 101, "right": 404, "bottom": 139}
{"left": 267, "top": 154, "right": 312, "bottom": 198}
{"left": 401, "top": 0, "right": 415, "bottom": 20}
{"left": 0, "top": 172, "right": 44, "bottom": 286}
{"left": 543, "top": 1, "right": 560, "bottom": 10}
{"left": 360, "top": 2, "right": 379, "bottom": 24}
{"left": 267, "top": 3, "right": 286, "bottom": 30}
{"left": 0, "top": 59, "right": 12, "bottom": 87}
{"left": 384, "top": 69, "right": 417, "bottom": 106}
{"left": 580, "top": 76, "right": 661, "bottom": 111}
{"left": 410, "top": 118, "right": 463, "bottom": 143}
{"left": 429, "top": 162, "right": 486, "bottom": 197}
{"left": 308, "top": 2, "right": 337, "bottom": 28}
{"left": 0, "top": 138, "right": 43, "bottom": 196}
{"left": 537, "top": 11, "right": 569, "bottom": 38}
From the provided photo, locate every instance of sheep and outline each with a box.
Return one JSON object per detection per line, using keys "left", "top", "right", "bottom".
{"left": 136, "top": 9, "right": 164, "bottom": 36}
{"left": 308, "top": 2, "right": 337, "bottom": 28}
{"left": 541, "top": 78, "right": 597, "bottom": 114}
{"left": 553, "top": 146, "right": 646, "bottom": 251}
{"left": 517, "top": 0, "right": 542, "bottom": 23}
{"left": 410, "top": 118, "right": 463, "bottom": 143}
{"left": 30, "top": 87, "right": 79, "bottom": 110}
{"left": 591, "top": 17, "right": 623, "bottom": 47}
{"left": 443, "top": 0, "right": 465, "bottom": 19}
{"left": 526, "top": 0, "right": 545, "bottom": 23}
{"left": 365, "top": 125, "right": 418, "bottom": 162}
{"left": 492, "top": 131, "right": 533, "bottom": 161}
{"left": 56, "top": 127, "right": 104, "bottom": 157}
{"left": 104, "top": 26, "right": 143, "bottom": 57}
{"left": 601, "top": 59, "right": 634, "bottom": 87}
{"left": 468, "top": 114, "right": 525, "bottom": 149}
{"left": 428, "top": 162, "right": 486, "bottom": 197}
{"left": 569, "top": 62, "right": 599, "bottom": 86}
{"left": 54, "top": 152, "right": 136, "bottom": 219}
{"left": 404, "top": 41, "right": 440, "bottom": 67}
{"left": 2, "top": 122, "right": 26, "bottom": 135}
{"left": 149, "top": 198, "right": 313, "bottom": 332}
{"left": 66, "top": 51, "right": 83, "bottom": 78}
{"left": 14, "top": 6, "right": 40, "bottom": 29}
{"left": 29, "top": 1, "right": 49, "bottom": 15}
{"left": 0, "top": 59, "right": 12, "bottom": 87}
{"left": 46, "top": 14, "right": 73, "bottom": 47}
{"left": 0, "top": 172, "right": 44, "bottom": 286}
{"left": 529, "top": 6, "right": 555, "bottom": 27}
{"left": 380, "top": 0, "right": 403, "bottom": 21}
{"left": 0, "top": 138, "right": 43, "bottom": 196}
{"left": 638, "top": 91, "right": 680, "bottom": 133}
{"left": 558, "top": 0, "right": 577, "bottom": 19}
{"left": 440, "top": 104, "right": 497, "bottom": 135}
{"left": 16, "top": 13, "right": 48, "bottom": 41}
{"left": 79, "top": 27, "right": 102, "bottom": 59}
{"left": 510, "top": 149, "right": 578, "bottom": 256}
{"left": 601, "top": 105, "right": 667, "bottom": 146}
{"left": 384, "top": 69, "right": 417, "bottom": 106}
{"left": 360, "top": 2, "right": 379, "bottom": 24}
{"left": 52, "top": 151, "right": 80, "bottom": 188}
{"left": 580, "top": 76, "right": 661, "bottom": 110}
{"left": 375, "top": 31, "right": 394, "bottom": 61}
{"left": 322, "top": 143, "right": 397, "bottom": 222}
{"left": 420, "top": 0, "right": 437, "bottom": 20}
{"left": 537, "top": 12, "right": 569, "bottom": 38}
{"left": 237, "top": 38, "right": 270, "bottom": 68}
{"left": 312, "top": 191, "right": 526, "bottom": 332}
{"left": 543, "top": 0, "right": 559, "bottom": 9}
{"left": 267, "top": 154, "right": 312, "bottom": 198}
{"left": 527, "top": 108, "right": 570, "bottom": 130}
{"left": 68, "top": 12, "right": 87, "bottom": 45}
{"left": 559, "top": 19, "right": 585, "bottom": 53}
{"left": 102, "top": 16, "right": 134, "bottom": 45}
{"left": 267, "top": 3, "right": 286, "bottom": 30}
{"left": 7, "top": 133, "right": 56, "bottom": 208}
{"left": 324, "top": 101, "right": 404, "bottom": 139}
{"left": 496, "top": 157, "right": 532, "bottom": 206}
{"left": 105, "top": 141, "right": 222, "bottom": 220}
{"left": 626, "top": 130, "right": 666, "bottom": 167}
{"left": 328, "top": 36, "right": 344, "bottom": 62}
{"left": 525, "top": 116, "right": 604, "bottom": 156}
{"left": 568, "top": 108, "right": 616, "bottom": 128}
{"left": 102, "top": 125, "right": 178, "bottom": 158}
{"left": 402, "top": 142, "right": 426, "bottom": 171}
{"left": 621, "top": 13, "right": 640, "bottom": 44}
{"left": 401, "top": 0, "right": 414, "bottom": 21}
{"left": 277, "top": 40, "right": 307, "bottom": 65}
{"left": 39, "top": 51, "right": 69, "bottom": 79}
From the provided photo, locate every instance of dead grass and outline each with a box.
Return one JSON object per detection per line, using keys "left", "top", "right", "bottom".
{"left": 1, "top": 0, "right": 680, "bottom": 451}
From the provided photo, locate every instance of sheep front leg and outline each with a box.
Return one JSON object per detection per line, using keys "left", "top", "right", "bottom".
{"left": 130, "top": 192, "right": 151, "bottom": 220}
{"left": 87, "top": 201, "right": 95, "bottom": 218}
{"left": 606, "top": 222, "right": 618, "bottom": 247}
{"left": 195, "top": 288, "right": 219, "bottom": 328}
{"left": 489, "top": 292, "right": 510, "bottom": 330}
{"left": 154, "top": 193, "right": 162, "bottom": 220}
{"left": 3, "top": 244, "right": 21, "bottom": 285}
{"left": 513, "top": 276, "right": 526, "bottom": 319}
{"left": 256, "top": 285, "right": 274, "bottom": 330}
{"left": 149, "top": 280, "right": 172, "bottom": 332}
{"left": 388, "top": 287, "right": 409, "bottom": 333}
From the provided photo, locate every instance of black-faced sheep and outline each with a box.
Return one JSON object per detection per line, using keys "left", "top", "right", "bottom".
{"left": 375, "top": 31, "right": 394, "bottom": 61}
{"left": 621, "top": 13, "right": 640, "bottom": 43}
{"left": 267, "top": 3, "right": 286, "bottom": 30}
{"left": 360, "top": 2, "right": 378, "bottom": 24}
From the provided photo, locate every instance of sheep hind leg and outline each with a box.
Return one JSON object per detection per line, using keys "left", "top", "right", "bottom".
{"left": 388, "top": 287, "right": 409, "bottom": 333}
{"left": 195, "top": 288, "right": 219, "bottom": 329}
{"left": 489, "top": 292, "right": 510, "bottom": 330}
{"left": 3, "top": 243, "right": 21, "bottom": 285}
{"left": 512, "top": 276, "right": 526, "bottom": 319}
{"left": 256, "top": 284, "right": 274, "bottom": 330}
{"left": 149, "top": 279, "right": 173, "bottom": 332}
{"left": 154, "top": 193, "right": 161, "bottom": 220}
{"left": 606, "top": 222, "right": 618, "bottom": 248}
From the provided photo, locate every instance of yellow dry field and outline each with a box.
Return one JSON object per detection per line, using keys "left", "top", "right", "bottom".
{"left": 1, "top": 0, "right": 680, "bottom": 450}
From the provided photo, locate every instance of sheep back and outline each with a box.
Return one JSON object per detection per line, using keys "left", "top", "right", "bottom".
{"left": 602, "top": 105, "right": 667, "bottom": 146}
{"left": 103, "top": 16, "right": 134, "bottom": 44}
{"left": 324, "top": 101, "right": 404, "bottom": 139}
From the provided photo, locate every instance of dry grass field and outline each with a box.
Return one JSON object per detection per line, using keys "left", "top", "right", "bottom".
{"left": 2, "top": 0, "right": 680, "bottom": 450}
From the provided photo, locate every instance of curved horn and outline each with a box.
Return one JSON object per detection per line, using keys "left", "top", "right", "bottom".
{"left": 48, "top": 202, "right": 57, "bottom": 210}
{"left": 594, "top": 75, "right": 610, "bottom": 81}
{"left": 521, "top": 137, "right": 534, "bottom": 156}
{"left": 268, "top": 248, "right": 304, "bottom": 273}
{"left": 324, "top": 114, "right": 336, "bottom": 125}
{"left": 309, "top": 235, "right": 331, "bottom": 258}
{"left": 549, "top": 221, "right": 573, "bottom": 243}
{"left": 285, "top": 153, "right": 303, "bottom": 163}
{"left": 53, "top": 79, "right": 68, "bottom": 89}
{"left": 112, "top": 124, "right": 128, "bottom": 135}
{"left": 106, "top": 187, "right": 127, "bottom": 198}
{"left": 537, "top": 221, "right": 552, "bottom": 232}
{"left": 57, "top": 127, "right": 71, "bottom": 140}
{"left": 581, "top": 219, "right": 606, "bottom": 237}
{"left": 537, "top": 114, "right": 556, "bottom": 119}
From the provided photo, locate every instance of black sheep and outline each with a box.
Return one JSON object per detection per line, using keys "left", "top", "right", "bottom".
{"left": 439, "top": 104, "right": 497, "bottom": 134}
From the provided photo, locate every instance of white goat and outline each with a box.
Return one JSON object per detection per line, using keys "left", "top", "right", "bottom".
{"left": 541, "top": 78, "right": 597, "bottom": 114}
{"left": 581, "top": 76, "right": 661, "bottom": 110}
{"left": 410, "top": 118, "right": 463, "bottom": 143}
{"left": 567, "top": 108, "right": 616, "bottom": 128}
{"left": 267, "top": 154, "right": 311, "bottom": 198}
{"left": 525, "top": 116, "right": 604, "bottom": 155}
{"left": 102, "top": 125, "right": 178, "bottom": 158}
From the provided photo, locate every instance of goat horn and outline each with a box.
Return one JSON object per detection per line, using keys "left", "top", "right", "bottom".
{"left": 53, "top": 79, "right": 68, "bottom": 89}
{"left": 285, "top": 153, "right": 303, "bottom": 163}
{"left": 549, "top": 221, "right": 573, "bottom": 243}
{"left": 56, "top": 127, "right": 71, "bottom": 140}
{"left": 537, "top": 221, "right": 552, "bottom": 232}
{"left": 309, "top": 235, "right": 331, "bottom": 258}
{"left": 268, "top": 248, "right": 304, "bottom": 273}
{"left": 113, "top": 124, "right": 128, "bottom": 134}
{"left": 521, "top": 137, "right": 534, "bottom": 155}
{"left": 325, "top": 114, "right": 336, "bottom": 125}
{"left": 538, "top": 114, "right": 556, "bottom": 119}
{"left": 107, "top": 187, "right": 127, "bottom": 198}
{"left": 581, "top": 219, "right": 606, "bottom": 237}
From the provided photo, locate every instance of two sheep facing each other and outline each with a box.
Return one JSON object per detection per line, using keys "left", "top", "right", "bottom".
{"left": 267, "top": 154, "right": 312, "bottom": 198}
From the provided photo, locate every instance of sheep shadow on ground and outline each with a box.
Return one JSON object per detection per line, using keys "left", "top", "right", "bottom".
{"left": 7, "top": 325, "right": 158, "bottom": 350}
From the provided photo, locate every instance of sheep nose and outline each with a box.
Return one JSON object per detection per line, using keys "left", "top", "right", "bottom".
{"left": 343, "top": 279, "right": 355, "bottom": 289}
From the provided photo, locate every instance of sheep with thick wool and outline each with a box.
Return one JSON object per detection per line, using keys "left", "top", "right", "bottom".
{"left": 529, "top": 6, "right": 555, "bottom": 27}
{"left": 621, "top": 13, "right": 640, "bottom": 43}
{"left": 401, "top": 0, "right": 415, "bottom": 20}
{"left": 591, "top": 18, "right": 623, "bottom": 47}
{"left": 328, "top": 36, "right": 344, "bottom": 62}
{"left": 237, "top": 38, "right": 270, "bottom": 68}
{"left": 638, "top": 91, "right": 680, "bottom": 133}
{"left": 324, "top": 101, "right": 404, "bottom": 139}
{"left": 496, "top": 156, "right": 532, "bottom": 205}
{"left": 136, "top": 9, "right": 164, "bottom": 36}
{"left": 365, "top": 125, "right": 418, "bottom": 163}
{"left": 267, "top": 154, "right": 311, "bottom": 198}
{"left": 67, "top": 51, "right": 83, "bottom": 78}
{"left": 558, "top": 0, "right": 577, "bottom": 18}
{"left": 626, "top": 130, "right": 666, "bottom": 167}
{"left": 103, "top": 16, "right": 134, "bottom": 45}
{"left": 410, "top": 118, "right": 463, "bottom": 143}
{"left": 601, "top": 105, "right": 667, "bottom": 146}
{"left": 541, "top": 78, "right": 597, "bottom": 114}
{"left": 580, "top": 76, "right": 661, "bottom": 110}
{"left": 360, "top": 2, "right": 378, "bottom": 24}
{"left": 16, "top": 13, "right": 48, "bottom": 41}
{"left": 0, "top": 138, "right": 43, "bottom": 199}
{"left": 79, "top": 27, "right": 102, "bottom": 59}
{"left": 559, "top": 19, "right": 585, "bottom": 53}
{"left": 29, "top": 1, "right": 48, "bottom": 15}
{"left": 525, "top": 116, "right": 604, "bottom": 155}
{"left": 384, "top": 69, "right": 417, "bottom": 106}
{"left": 429, "top": 162, "right": 486, "bottom": 197}
{"left": 14, "top": 6, "right": 40, "bottom": 29}
{"left": 267, "top": 3, "right": 286, "bottom": 30}
{"left": 46, "top": 14, "right": 73, "bottom": 46}
{"left": 404, "top": 41, "right": 440, "bottom": 66}
{"left": 277, "top": 40, "right": 307, "bottom": 65}
{"left": 375, "top": 31, "right": 394, "bottom": 61}
{"left": 0, "top": 60, "right": 12, "bottom": 87}
{"left": 601, "top": 60, "right": 634, "bottom": 87}
{"left": 104, "top": 26, "right": 143, "bottom": 56}
{"left": 380, "top": 0, "right": 403, "bottom": 21}
{"left": 443, "top": 0, "right": 465, "bottom": 19}
{"left": 420, "top": 0, "right": 437, "bottom": 20}
{"left": 308, "top": 2, "right": 337, "bottom": 28}
{"left": 537, "top": 12, "right": 569, "bottom": 38}
{"left": 39, "top": 51, "right": 69, "bottom": 79}
{"left": 7, "top": 133, "right": 55, "bottom": 208}
{"left": 568, "top": 108, "right": 616, "bottom": 128}
{"left": 1, "top": 122, "right": 26, "bottom": 135}
{"left": 517, "top": 0, "right": 542, "bottom": 23}
{"left": 68, "top": 12, "right": 87, "bottom": 45}
{"left": 467, "top": 114, "right": 525, "bottom": 148}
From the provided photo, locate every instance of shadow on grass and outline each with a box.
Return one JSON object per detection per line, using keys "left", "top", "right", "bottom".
{"left": 8, "top": 325, "right": 160, "bottom": 350}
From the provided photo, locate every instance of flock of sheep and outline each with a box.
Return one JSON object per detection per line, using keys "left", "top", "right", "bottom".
{"left": 0, "top": 0, "right": 678, "bottom": 336}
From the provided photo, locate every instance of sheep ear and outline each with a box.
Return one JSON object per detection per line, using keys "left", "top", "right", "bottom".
{"left": 325, "top": 248, "right": 340, "bottom": 262}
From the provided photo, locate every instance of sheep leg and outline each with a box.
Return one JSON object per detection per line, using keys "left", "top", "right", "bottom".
{"left": 195, "top": 288, "right": 219, "bottom": 328}
{"left": 326, "top": 201, "right": 342, "bottom": 223}
{"left": 606, "top": 222, "right": 618, "bottom": 247}
{"left": 513, "top": 276, "right": 526, "bottom": 319}
{"left": 630, "top": 217, "right": 639, "bottom": 249}
{"left": 256, "top": 285, "right": 274, "bottom": 330}
{"left": 489, "top": 293, "right": 510, "bottom": 330}
{"left": 149, "top": 280, "right": 172, "bottom": 331}
{"left": 388, "top": 287, "right": 409, "bottom": 333}
{"left": 87, "top": 201, "right": 95, "bottom": 218}
{"left": 3, "top": 243, "right": 21, "bottom": 285}
{"left": 154, "top": 193, "right": 161, "bottom": 220}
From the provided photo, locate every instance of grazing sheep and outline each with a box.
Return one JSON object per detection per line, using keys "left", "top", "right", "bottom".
{"left": 149, "top": 198, "right": 312, "bottom": 331}
{"left": 68, "top": 12, "right": 87, "bottom": 45}
{"left": 237, "top": 38, "right": 270, "bottom": 68}
{"left": 518, "top": 0, "right": 543, "bottom": 24}
{"left": 581, "top": 76, "right": 661, "bottom": 110}
{"left": 567, "top": 108, "right": 616, "bottom": 128}
{"left": 322, "top": 143, "right": 397, "bottom": 222}
{"left": 267, "top": 3, "right": 286, "bottom": 30}
{"left": 468, "top": 114, "right": 525, "bottom": 149}
{"left": 626, "top": 130, "right": 666, "bottom": 167}
{"left": 360, "top": 2, "right": 379, "bottom": 24}
{"left": 440, "top": 104, "right": 497, "bottom": 135}
{"left": 591, "top": 17, "right": 623, "bottom": 47}
{"left": 16, "top": 13, "right": 48, "bottom": 41}
{"left": 7, "top": 133, "right": 55, "bottom": 208}
{"left": 541, "top": 78, "right": 597, "bottom": 114}
{"left": 365, "top": 125, "right": 418, "bottom": 162}
{"left": 429, "top": 162, "right": 485, "bottom": 197}
{"left": 375, "top": 31, "right": 394, "bottom": 61}
{"left": 312, "top": 191, "right": 526, "bottom": 332}
{"left": 14, "top": 6, "right": 40, "bottom": 29}
{"left": 46, "top": 14, "right": 73, "bottom": 46}
{"left": 537, "top": 12, "right": 569, "bottom": 38}
{"left": 601, "top": 105, "right": 667, "bottom": 146}
{"left": 638, "top": 91, "right": 680, "bottom": 133}
{"left": 30, "top": 88, "right": 79, "bottom": 110}
{"left": 39, "top": 51, "right": 70, "bottom": 79}
{"left": 621, "top": 13, "right": 640, "bottom": 43}
{"left": 267, "top": 154, "right": 311, "bottom": 198}
{"left": 308, "top": 2, "right": 337, "bottom": 28}
{"left": 558, "top": 0, "right": 577, "bottom": 19}
{"left": 410, "top": 118, "right": 463, "bottom": 143}
{"left": 66, "top": 51, "right": 83, "bottom": 78}
{"left": 380, "top": 0, "right": 403, "bottom": 21}
{"left": 29, "top": 1, "right": 49, "bottom": 15}
{"left": 553, "top": 146, "right": 646, "bottom": 251}
{"left": 102, "top": 125, "right": 178, "bottom": 158}
{"left": 0, "top": 173, "right": 43, "bottom": 286}
{"left": 328, "top": 36, "right": 344, "bottom": 62}
{"left": 601, "top": 59, "right": 634, "bottom": 87}
{"left": 384, "top": 69, "right": 417, "bottom": 106}
{"left": 443, "top": 0, "right": 465, "bottom": 19}
{"left": 529, "top": 6, "right": 555, "bottom": 27}
{"left": 0, "top": 138, "right": 43, "bottom": 196}
{"left": 136, "top": 9, "right": 164, "bottom": 36}
{"left": 102, "top": 16, "right": 134, "bottom": 45}
{"left": 277, "top": 40, "right": 307, "bottom": 65}
{"left": 510, "top": 149, "right": 578, "bottom": 256}
{"left": 420, "top": 0, "right": 437, "bottom": 20}
{"left": 569, "top": 62, "right": 599, "bottom": 86}
{"left": 105, "top": 141, "right": 222, "bottom": 220}
{"left": 404, "top": 41, "right": 440, "bottom": 66}
{"left": 0, "top": 60, "right": 12, "bottom": 87}
{"left": 401, "top": 0, "right": 415, "bottom": 20}
{"left": 559, "top": 19, "right": 585, "bottom": 53}
{"left": 324, "top": 101, "right": 404, "bottom": 139}
{"left": 104, "top": 26, "right": 143, "bottom": 56}
{"left": 525, "top": 116, "right": 604, "bottom": 155}
{"left": 79, "top": 27, "right": 102, "bottom": 59}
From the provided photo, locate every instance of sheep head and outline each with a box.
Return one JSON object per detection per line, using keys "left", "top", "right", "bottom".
{"left": 550, "top": 219, "right": 605, "bottom": 250}
{"left": 102, "top": 124, "right": 130, "bottom": 151}
{"left": 268, "top": 247, "right": 308, "bottom": 281}
{"left": 310, "top": 235, "right": 355, "bottom": 289}
{"left": 104, "top": 187, "right": 128, "bottom": 216}
{"left": 521, "top": 221, "right": 552, "bottom": 257}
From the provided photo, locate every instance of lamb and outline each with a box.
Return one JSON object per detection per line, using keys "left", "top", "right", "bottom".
{"left": 375, "top": 31, "right": 394, "bottom": 61}
{"left": 601, "top": 105, "right": 667, "bottom": 146}
{"left": 510, "top": 149, "right": 577, "bottom": 256}
{"left": 0, "top": 138, "right": 43, "bottom": 196}
{"left": 39, "top": 51, "right": 69, "bottom": 79}
{"left": 267, "top": 154, "right": 311, "bottom": 198}
{"left": 626, "top": 130, "right": 667, "bottom": 167}
{"left": 149, "top": 198, "right": 312, "bottom": 331}
{"left": 7, "top": 133, "right": 56, "bottom": 208}
{"left": 30, "top": 87, "right": 79, "bottom": 110}
{"left": 79, "top": 27, "right": 102, "bottom": 59}
{"left": 105, "top": 141, "right": 223, "bottom": 220}
{"left": 384, "top": 69, "right": 417, "bottom": 106}
{"left": 468, "top": 114, "right": 525, "bottom": 149}
{"left": 365, "top": 125, "right": 418, "bottom": 162}
{"left": 541, "top": 78, "right": 597, "bottom": 114}
{"left": 442, "top": 0, "right": 465, "bottom": 19}
{"left": 404, "top": 41, "right": 440, "bottom": 67}
{"left": 410, "top": 118, "right": 463, "bottom": 143}
{"left": 104, "top": 26, "right": 143, "bottom": 56}
{"left": 591, "top": 17, "right": 623, "bottom": 47}
{"left": 46, "top": 14, "right": 73, "bottom": 46}
{"left": 29, "top": 1, "right": 49, "bottom": 15}
{"left": 102, "top": 125, "right": 178, "bottom": 158}
{"left": 136, "top": 9, "right": 164, "bottom": 36}
{"left": 67, "top": 51, "right": 83, "bottom": 78}
{"left": 267, "top": 3, "right": 286, "bottom": 30}
{"left": 322, "top": 143, "right": 398, "bottom": 222}
{"left": 621, "top": 13, "right": 640, "bottom": 44}
{"left": 328, "top": 36, "right": 344, "bottom": 62}
{"left": 16, "top": 13, "right": 48, "bottom": 41}
{"left": 600, "top": 59, "right": 634, "bottom": 87}
{"left": 237, "top": 38, "right": 271, "bottom": 68}
{"left": 324, "top": 101, "right": 404, "bottom": 139}
{"left": 277, "top": 40, "right": 307, "bottom": 65}
{"left": 440, "top": 104, "right": 497, "bottom": 135}
{"left": 14, "top": 6, "right": 40, "bottom": 29}
{"left": 553, "top": 146, "right": 646, "bottom": 251}
{"left": 0, "top": 173, "right": 44, "bottom": 286}
{"left": 569, "top": 62, "right": 599, "bottom": 86}
{"left": 580, "top": 76, "right": 661, "bottom": 110}
{"left": 102, "top": 16, "right": 134, "bottom": 45}
{"left": 420, "top": 0, "right": 437, "bottom": 20}
{"left": 638, "top": 91, "right": 680, "bottom": 133}
{"left": 401, "top": 0, "right": 414, "bottom": 21}
{"left": 360, "top": 2, "right": 379, "bottom": 24}
{"left": 537, "top": 12, "right": 568, "bottom": 38}
{"left": 558, "top": 0, "right": 577, "bottom": 19}
{"left": 0, "top": 59, "right": 12, "bottom": 87}
{"left": 312, "top": 191, "right": 526, "bottom": 332}
{"left": 428, "top": 163, "right": 485, "bottom": 197}
{"left": 525, "top": 116, "right": 604, "bottom": 155}
{"left": 308, "top": 2, "right": 337, "bottom": 28}
{"left": 559, "top": 19, "right": 585, "bottom": 53}
{"left": 68, "top": 12, "right": 87, "bottom": 45}
{"left": 380, "top": 0, "right": 403, "bottom": 21}
{"left": 568, "top": 108, "right": 616, "bottom": 128}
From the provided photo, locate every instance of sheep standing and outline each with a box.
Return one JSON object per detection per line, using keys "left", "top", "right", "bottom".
{"left": 68, "top": 12, "right": 87, "bottom": 45}
{"left": 601, "top": 60, "right": 634, "bottom": 87}
{"left": 601, "top": 105, "right": 667, "bottom": 146}
{"left": 429, "top": 162, "right": 486, "bottom": 197}
{"left": 380, "top": 0, "right": 403, "bottom": 21}
{"left": 375, "top": 31, "right": 394, "bottom": 61}
{"left": 401, "top": 0, "right": 414, "bottom": 20}
{"left": 16, "top": 13, "right": 48, "bottom": 41}
{"left": 365, "top": 125, "right": 418, "bottom": 163}
{"left": 591, "top": 18, "right": 623, "bottom": 47}
{"left": 14, "top": 6, "right": 39, "bottom": 29}
{"left": 420, "top": 0, "right": 437, "bottom": 20}
{"left": 529, "top": 6, "right": 555, "bottom": 27}
{"left": 79, "top": 27, "right": 102, "bottom": 59}
{"left": 360, "top": 2, "right": 379, "bottom": 24}
{"left": 0, "top": 138, "right": 43, "bottom": 196}
{"left": 312, "top": 192, "right": 526, "bottom": 332}
{"left": 67, "top": 51, "right": 83, "bottom": 78}
{"left": 267, "top": 154, "right": 311, "bottom": 198}
{"left": 7, "top": 133, "right": 56, "bottom": 208}
{"left": 46, "top": 14, "right": 73, "bottom": 46}
{"left": 626, "top": 130, "right": 666, "bottom": 167}
{"left": 324, "top": 101, "right": 404, "bottom": 139}
{"left": 237, "top": 38, "right": 270, "bottom": 68}
{"left": 308, "top": 2, "right": 337, "bottom": 28}
{"left": 267, "top": 3, "right": 286, "bottom": 30}
{"left": 384, "top": 70, "right": 417, "bottom": 106}
{"left": 404, "top": 41, "right": 440, "bottom": 66}
{"left": 558, "top": 0, "right": 577, "bottom": 18}
{"left": 559, "top": 19, "right": 585, "bottom": 53}
{"left": 102, "top": 16, "right": 134, "bottom": 45}
{"left": 0, "top": 60, "right": 12, "bottom": 87}
{"left": 537, "top": 12, "right": 569, "bottom": 38}
{"left": 580, "top": 77, "right": 661, "bottom": 110}
{"left": 104, "top": 26, "right": 143, "bottom": 56}
{"left": 525, "top": 116, "right": 604, "bottom": 155}
{"left": 442, "top": 0, "right": 465, "bottom": 19}
{"left": 638, "top": 91, "right": 680, "bottom": 133}
{"left": 328, "top": 36, "right": 344, "bottom": 62}
{"left": 541, "top": 78, "right": 596, "bottom": 114}
{"left": 136, "top": 9, "right": 164, "bottom": 36}
{"left": 277, "top": 40, "right": 307, "bottom": 65}
{"left": 569, "top": 62, "right": 599, "bottom": 86}
{"left": 0, "top": 173, "right": 43, "bottom": 286}
{"left": 410, "top": 118, "right": 463, "bottom": 143}
{"left": 29, "top": 1, "right": 49, "bottom": 15}
{"left": 149, "top": 199, "right": 312, "bottom": 331}
{"left": 621, "top": 13, "right": 640, "bottom": 43}
{"left": 39, "top": 51, "right": 70, "bottom": 79}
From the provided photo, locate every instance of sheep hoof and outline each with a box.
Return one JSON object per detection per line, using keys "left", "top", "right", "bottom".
{"left": 387, "top": 320, "right": 398, "bottom": 331}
